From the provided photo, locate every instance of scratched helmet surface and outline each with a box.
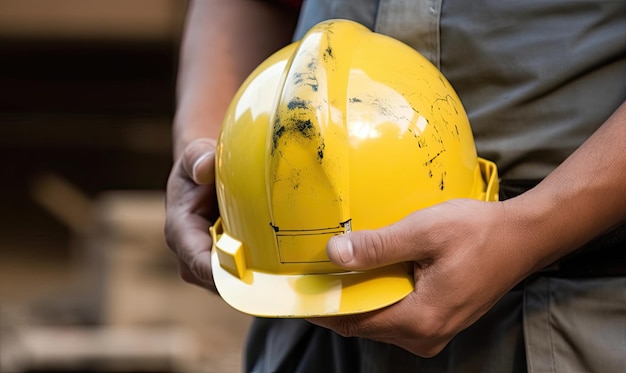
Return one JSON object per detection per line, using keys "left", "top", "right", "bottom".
{"left": 211, "top": 19, "right": 499, "bottom": 317}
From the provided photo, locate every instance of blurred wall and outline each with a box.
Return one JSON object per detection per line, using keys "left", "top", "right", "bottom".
{"left": 0, "top": 2, "right": 252, "bottom": 372}
{"left": 0, "top": 0, "right": 184, "bottom": 261}
{"left": 0, "top": 0, "right": 186, "bottom": 41}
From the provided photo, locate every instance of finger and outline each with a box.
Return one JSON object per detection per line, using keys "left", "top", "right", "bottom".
{"left": 326, "top": 200, "right": 472, "bottom": 270}
{"left": 165, "top": 194, "right": 218, "bottom": 293}
{"left": 307, "top": 311, "right": 390, "bottom": 341}
{"left": 165, "top": 149, "right": 220, "bottom": 292}
{"left": 326, "top": 220, "right": 421, "bottom": 271}
{"left": 306, "top": 298, "right": 411, "bottom": 345}
{"left": 181, "top": 138, "right": 217, "bottom": 185}
{"left": 176, "top": 214, "right": 215, "bottom": 279}
{"left": 308, "top": 295, "right": 453, "bottom": 357}
{"left": 178, "top": 259, "right": 217, "bottom": 292}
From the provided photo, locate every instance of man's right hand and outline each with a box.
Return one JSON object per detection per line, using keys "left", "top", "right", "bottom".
{"left": 165, "top": 138, "right": 219, "bottom": 292}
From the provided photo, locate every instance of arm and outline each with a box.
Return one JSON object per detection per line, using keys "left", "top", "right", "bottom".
{"left": 509, "top": 101, "right": 626, "bottom": 271}
{"left": 309, "top": 101, "right": 626, "bottom": 356}
{"left": 165, "top": 0, "right": 298, "bottom": 290}
{"left": 174, "top": 0, "right": 299, "bottom": 156}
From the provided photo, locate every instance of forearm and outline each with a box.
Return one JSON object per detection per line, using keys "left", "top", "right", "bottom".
{"left": 506, "top": 101, "right": 626, "bottom": 274}
{"left": 173, "top": 0, "right": 299, "bottom": 157}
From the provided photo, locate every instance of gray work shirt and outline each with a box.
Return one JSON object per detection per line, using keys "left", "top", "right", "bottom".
{"left": 294, "top": 0, "right": 626, "bottom": 180}
{"left": 242, "top": 2, "right": 626, "bottom": 372}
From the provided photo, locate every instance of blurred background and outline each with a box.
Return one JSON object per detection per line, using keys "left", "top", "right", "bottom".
{"left": 0, "top": 1, "right": 251, "bottom": 372}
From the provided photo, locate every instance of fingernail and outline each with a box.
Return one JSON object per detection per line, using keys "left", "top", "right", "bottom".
{"left": 332, "top": 236, "right": 354, "bottom": 264}
{"left": 192, "top": 151, "right": 214, "bottom": 184}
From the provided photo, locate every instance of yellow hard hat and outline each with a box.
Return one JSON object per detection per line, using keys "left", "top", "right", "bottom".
{"left": 210, "top": 19, "right": 499, "bottom": 318}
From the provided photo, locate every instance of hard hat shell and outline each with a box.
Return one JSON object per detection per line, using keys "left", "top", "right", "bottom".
{"left": 211, "top": 19, "right": 499, "bottom": 318}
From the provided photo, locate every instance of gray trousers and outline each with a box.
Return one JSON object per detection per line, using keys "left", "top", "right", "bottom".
{"left": 244, "top": 276, "right": 626, "bottom": 373}
{"left": 245, "top": 185, "right": 626, "bottom": 372}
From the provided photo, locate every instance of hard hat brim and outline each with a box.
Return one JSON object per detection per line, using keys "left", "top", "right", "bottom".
{"left": 211, "top": 249, "right": 414, "bottom": 318}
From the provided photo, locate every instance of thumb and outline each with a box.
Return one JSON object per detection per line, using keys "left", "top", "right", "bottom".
{"left": 181, "top": 138, "right": 217, "bottom": 185}
{"left": 326, "top": 223, "right": 418, "bottom": 271}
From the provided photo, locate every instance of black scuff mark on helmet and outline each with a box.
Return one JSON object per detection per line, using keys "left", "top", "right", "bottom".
{"left": 292, "top": 73, "right": 319, "bottom": 92}
{"left": 317, "top": 142, "right": 325, "bottom": 162}
{"left": 408, "top": 129, "right": 428, "bottom": 147}
{"left": 323, "top": 27, "right": 336, "bottom": 66}
{"left": 288, "top": 97, "right": 311, "bottom": 110}
{"left": 348, "top": 97, "right": 362, "bottom": 103}
{"left": 293, "top": 72, "right": 305, "bottom": 85}
{"left": 439, "top": 172, "right": 446, "bottom": 191}
{"left": 323, "top": 46, "right": 334, "bottom": 62}
{"left": 373, "top": 98, "right": 413, "bottom": 124}
{"left": 272, "top": 117, "right": 286, "bottom": 155}
{"left": 431, "top": 95, "right": 459, "bottom": 113}
{"left": 438, "top": 75, "right": 448, "bottom": 88}
{"left": 295, "top": 119, "right": 314, "bottom": 137}
{"left": 273, "top": 97, "right": 316, "bottom": 154}
{"left": 431, "top": 95, "right": 459, "bottom": 136}
{"left": 288, "top": 168, "right": 302, "bottom": 191}
{"left": 374, "top": 98, "right": 393, "bottom": 117}
{"left": 424, "top": 150, "right": 445, "bottom": 166}
{"left": 271, "top": 114, "right": 321, "bottom": 155}
{"left": 292, "top": 62, "right": 320, "bottom": 92}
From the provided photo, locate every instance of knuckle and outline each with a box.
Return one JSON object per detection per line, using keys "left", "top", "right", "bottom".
{"left": 359, "top": 231, "right": 388, "bottom": 266}
{"left": 331, "top": 316, "right": 389, "bottom": 342}
{"left": 163, "top": 219, "right": 176, "bottom": 252}
{"left": 178, "top": 254, "right": 216, "bottom": 292}
{"left": 411, "top": 315, "right": 454, "bottom": 357}
{"left": 179, "top": 266, "right": 198, "bottom": 284}
{"left": 163, "top": 215, "right": 187, "bottom": 256}
{"left": 331, "top": 317, "right": 362, "bottom": 338}
{"left": 419, "top": 316, "right": 447, "bottom": 340}
{"left": 189, "top": 255, "right": 213, "bottom": 284}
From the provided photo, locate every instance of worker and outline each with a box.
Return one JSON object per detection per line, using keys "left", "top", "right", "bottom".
{"left": 164, "top": 1, "right": 626, "bottom": 371}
